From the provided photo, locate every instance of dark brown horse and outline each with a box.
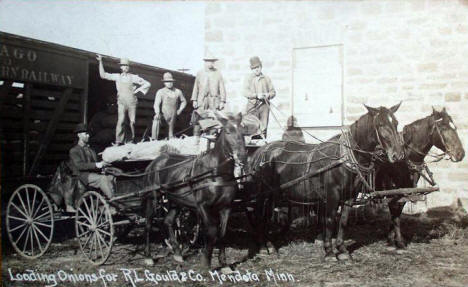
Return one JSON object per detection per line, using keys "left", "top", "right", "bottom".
{"left": 143, "top": 112, "right": 246, "bottom": 270}
{"left": 249, "top": 103, "right": 405, "bottom": 261}
{"left": 375, "top": 107, "right": 465, "bottom": 249}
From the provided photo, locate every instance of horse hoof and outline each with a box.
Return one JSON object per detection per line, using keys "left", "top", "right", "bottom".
{"left": 396, "top": 242, "right": 406, "bottom": 250}
{"left": 144, "top": 258, "right": 154, "bottom": 266}
{"left": 324, "top": 255, "right": 338, "bottom": 263}
{"left": 337, "top": 253, "right": 351, "bottom": 261}
{"left": 220, "top": 266, "right": 235, "bottom": 275}
{"left": 396, "top": 249, "right": 407, "bottom": 255}
{"left": 173, "top": 254, "right": 184, "bottom": 263}
{"left": 386, "top": 246, "right": 397, "bottom": 251}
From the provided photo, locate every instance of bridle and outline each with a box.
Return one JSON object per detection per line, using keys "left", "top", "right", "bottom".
{"left": 405, "top": 115, "right": 455, "bottom": 162}
{"left": 371, "top": 112, "right": 400, "bottom": 162}
{"left": 215, "top": 124, "right": 245, "bottom": 170}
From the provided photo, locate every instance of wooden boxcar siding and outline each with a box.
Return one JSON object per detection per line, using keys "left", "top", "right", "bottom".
{"left": 0, "top": 32, "right": 195, "bottom": 189}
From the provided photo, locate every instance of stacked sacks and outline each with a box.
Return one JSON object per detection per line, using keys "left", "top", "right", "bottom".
{"left": 102, "top": 136, "right": 208, "bottom": 163}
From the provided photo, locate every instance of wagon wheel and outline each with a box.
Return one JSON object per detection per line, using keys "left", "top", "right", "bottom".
{"left": 75, "top": 191, "right": 114, "bottom": 265}
{"left": 6, "top": 184, "right": 54, "bottom": 259}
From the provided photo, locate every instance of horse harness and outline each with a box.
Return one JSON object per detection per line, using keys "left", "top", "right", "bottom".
{"left": 252, "top": 128, "right": 382, "bottom": 206}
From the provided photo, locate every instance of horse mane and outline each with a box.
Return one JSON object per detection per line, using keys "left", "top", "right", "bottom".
{"left": 402, "top": 113, "right": 433, "bottom": 145}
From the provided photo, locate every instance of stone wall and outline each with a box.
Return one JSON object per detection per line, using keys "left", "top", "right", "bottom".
{"left": 204, "top": 0, "right": 468, "bottom": 211}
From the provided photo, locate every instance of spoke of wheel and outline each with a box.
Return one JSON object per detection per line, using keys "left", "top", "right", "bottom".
{"left": 9, "top": 215, "right": 28, "bottom": 222}
{"left": 22, "top": 227, "right": 32, "bottom": 253}
{"left": 89, "top": 197, "right": 96, "bottom": 223}
{"left": 30, "top": 224, "right": 35, "bottom": 255}
{"left": 31, "top": 197, "right": 45, "bottom": 219}
{"left": 17, "top": 190, "right": 30, "bottom": 217}
{"left": 96, "top": 230, "right": 110, "bottom": 249}
{"left": 96, "top": 220, "right": 110, "bottom": 229}
{"left": 76, "top": 221, "right": 92, "bottom": 228}
{"left": 25, "top": 187, "right": 32, "bottom": 217}
{"left": 83, "top": 199, "right": 94, "bottom": 224}
{"left": 10, "top": 202, "right": 29, "bottom": 219}
{"left": 76, "top": 221, "right": 89, "bottom": 238}
{"left": 32, "top": 224, "right": 50, "bottom": 242}
{"left": 32, "top": 225, "right": 43, "bottom": 252}
{"left": 33, "top": 221, "right": 52, "bottom": 229}
{"left": 96, "top": 231, "right": 104, "bottom": 258}
{"left": 15, "top": 225, "right": 29, "bottom": 245}
{"left": 94, "top": 196, "right": 101, "bottom": 223}
{"left": 82, "top": 231, "right": 94, "bottom": 255}
{"left": 35, "top": 211, "right": 53, "bottom": 222}
{"left": 79, "top": 209, "right": 93, "bottom": 223}
{"left": 10, "top": 222, "right": 27, "bottom": 233}
{"left": 96, "top": 229, "right": 112, "bottom": 237}
{"left": 31, "top": 188, "right": 37, "bottom": 216}
{"left": 93, "top": 232, "right": 98, "bottom": 260}
{"left": 94, "top": 233, "right": 99, "bottom": 260}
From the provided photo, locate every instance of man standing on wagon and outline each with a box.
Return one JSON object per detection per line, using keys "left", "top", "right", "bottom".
{"left": 191, "top": 51, "right": 227, "bottom": 144}
{"left": 151, "top": 72, "right": 187, "bottom": 139}
{"left": 96, "top": 55, "right": 151, "bottom": 145}
{"left": 243, "top": 56, "right": 276, "bottom": 139}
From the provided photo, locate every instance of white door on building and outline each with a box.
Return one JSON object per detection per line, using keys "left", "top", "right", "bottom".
{"left": 292, "top": 45, "right": 343, "bottom": 127}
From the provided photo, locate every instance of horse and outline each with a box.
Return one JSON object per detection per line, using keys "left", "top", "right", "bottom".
{"left": 248, "top": 103, "right": 405, "bottom": 261}
{"left": 143, "top": 111, "right": 247, "bottom": 270}
{"left": 375, "top": 107, "right": 465, "bottom": 249}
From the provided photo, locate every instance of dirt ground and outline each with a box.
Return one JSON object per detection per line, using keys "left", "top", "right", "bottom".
{"left": 3, "top": 208, "right": 468, "bottom": 287}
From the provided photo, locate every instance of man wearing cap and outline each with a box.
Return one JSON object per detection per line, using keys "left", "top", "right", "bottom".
{"left": 152, "top": 72, "right": 187, "bottom": 139}
{"left": 243, "top": 56, "right": 276, "bottom": 138}
{"left": 68, "top": 123, "right": 115, "bottom": 211}
{"left": 96, "top": 55, "right": 151, "bottom": 144}
{"left": 191, "top": 51, "right": 227, "bottom": 143}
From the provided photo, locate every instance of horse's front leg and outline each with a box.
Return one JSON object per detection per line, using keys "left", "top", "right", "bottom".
{"left": 198, "top": 203, "right": 218, "bottom": 271}
{"left": 388, "top": 198, "right": 406, "bottom": 249}
{"left": 218, "top": 208, "right": 231, "bottom": 268}
{"left": 336, "top": 200, "right": 353, "bottom": 261}
{"left": 164, "top": 208, "right": 184, "bottom": 263}
{"left": 323, "top": 199, "right": 339, "bottom": 261}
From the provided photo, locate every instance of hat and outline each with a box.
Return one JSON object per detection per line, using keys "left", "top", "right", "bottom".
{"left": 250, "top": 56, "right": 262, "bottom": 68}
{"left": 120, "top": 58, "right": 130, "bottom": 65}
{"left": 74, "top": 123, "right": 88, "bottom": 134}
{"left": 203, "top": 50, "right": 218, "bottom": 61}
{"left": 162, "top": 72, "right": 175, "bottom": 82}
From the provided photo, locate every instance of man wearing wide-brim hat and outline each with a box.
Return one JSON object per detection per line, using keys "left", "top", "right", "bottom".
{"left": 96, "top": 54, "right": 151, "bottom": 144}
{"left": 152, "top": 72, "right": 187, "bottom": 139}
{"left": 191, "top": 50, "right": 227, "bottom": 143}
{"left": 243, "top": 56, "right": 276, "bottom": 138}
{"left": 68, "top": 123, "right": 115, "bottom": 212}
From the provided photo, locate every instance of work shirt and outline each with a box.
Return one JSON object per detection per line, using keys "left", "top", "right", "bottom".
{"left": 101, "top": 72, "right": 150, "bottom": 106}
{"left": 154, "top": 87, "right": 186, "bottom": 118}
{"left": 243, "top": 73, "right": 276, "bottom": 112}
{"left": 191, "top": 68, "right": 226, "bottom": 106}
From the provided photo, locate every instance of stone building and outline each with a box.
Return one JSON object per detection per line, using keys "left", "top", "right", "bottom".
{"left": 204, "top": 0, "right": 468, "bottom": 211}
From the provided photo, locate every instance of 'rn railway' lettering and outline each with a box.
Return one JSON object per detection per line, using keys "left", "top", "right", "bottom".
{"left": 1, "top": 65, "right": 73, "bottom": 86}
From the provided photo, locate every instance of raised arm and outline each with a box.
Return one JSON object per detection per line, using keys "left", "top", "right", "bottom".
{"left": 96, "top": 54, "right": 115, "bottom": 81}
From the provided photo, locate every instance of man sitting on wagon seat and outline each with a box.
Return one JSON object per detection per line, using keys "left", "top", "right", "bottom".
{"left": 68, "top": 123, "right": 115, "bottom": 211}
